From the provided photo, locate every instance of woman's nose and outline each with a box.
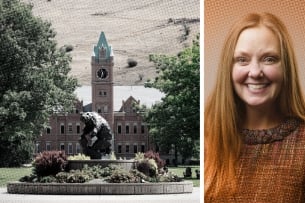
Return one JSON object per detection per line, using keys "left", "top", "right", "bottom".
{"left": 248, "top": 61, "right": 263, "bottom": 78}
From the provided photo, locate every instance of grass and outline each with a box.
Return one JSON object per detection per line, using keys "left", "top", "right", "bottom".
{"left": 168, "top": 165, "right": 200, "bottom": 187}
{"left": 0, "top": 167, "right": 32, "bottom": 187}
{"left": 0, "top": 165, "right": 200, "bottom": 187}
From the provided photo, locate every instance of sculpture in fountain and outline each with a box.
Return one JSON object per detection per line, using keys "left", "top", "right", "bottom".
{"left": 79, "top": 112, "right": 112, "bottom": 159}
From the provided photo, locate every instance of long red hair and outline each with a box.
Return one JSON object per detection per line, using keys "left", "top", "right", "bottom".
{"left": 205, "top": 12, "right": 305, "bottom": 200}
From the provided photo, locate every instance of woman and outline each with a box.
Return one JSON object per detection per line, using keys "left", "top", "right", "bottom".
{"left": 205, "top": 12, "right": 305, "bottom": 202}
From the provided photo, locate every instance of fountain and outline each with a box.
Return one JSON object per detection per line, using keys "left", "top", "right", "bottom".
{"left": 68, "top": 111, "right": 136, "bottom": 171}
{"left": 7, "top": 112, "right": 193, "bottom": 194}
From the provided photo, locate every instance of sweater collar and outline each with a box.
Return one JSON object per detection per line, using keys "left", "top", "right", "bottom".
{"left": 241, "top": 117, "right": 300, "bottom": 145}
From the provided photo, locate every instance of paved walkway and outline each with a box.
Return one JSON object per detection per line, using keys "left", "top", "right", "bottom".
{"left": 0, "top": 187, "right": 200, "bottom": 203}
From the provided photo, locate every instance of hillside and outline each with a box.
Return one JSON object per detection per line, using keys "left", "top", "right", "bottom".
{"left": 22, "top": 0, "right": 200, "bottom": 86}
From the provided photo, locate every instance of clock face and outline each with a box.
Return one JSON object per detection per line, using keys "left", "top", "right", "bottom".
{"left": 97, "top": 68, "right": 108, "bottom": 79}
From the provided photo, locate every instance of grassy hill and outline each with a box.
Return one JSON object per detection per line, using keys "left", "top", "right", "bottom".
{"left": 22, "top": 0, "right": 200, "bottom": 86}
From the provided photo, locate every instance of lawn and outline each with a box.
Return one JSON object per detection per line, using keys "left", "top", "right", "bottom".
{"left": 0, "top": 165, "right": 200, "bottom": 187}
{"left": 0, "top": 167, "right": 33, "bottom": 187}
{"left": 168, "top": 165, "right": 200, "bottom": 187}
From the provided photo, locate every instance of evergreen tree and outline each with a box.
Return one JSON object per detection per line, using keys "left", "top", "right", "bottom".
{"left": 145, "top": 35, "right": 200, "bottom": 164}
{"left": 0, "top": 0, "right": 78, "bottom": 166}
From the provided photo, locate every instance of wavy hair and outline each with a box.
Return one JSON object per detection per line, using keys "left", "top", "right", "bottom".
{"left": 204, "top": 12, "right": 305, "bottom": 200}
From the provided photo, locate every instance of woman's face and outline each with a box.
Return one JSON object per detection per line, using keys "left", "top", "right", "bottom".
{"left": 232, "top": 26, "right": 283, "bottom": 110}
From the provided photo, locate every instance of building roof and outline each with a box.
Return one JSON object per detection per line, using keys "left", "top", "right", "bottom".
{"left": 93, "top": 32, "right": 113, "bottom": 60}
{"left": 75, "top": 86, "right": 164, "bottom": 112}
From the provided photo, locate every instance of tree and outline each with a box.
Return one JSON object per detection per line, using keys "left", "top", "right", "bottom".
{"left": 0, "top": 0, "right": 78, "bottom": 166}
{"left": 145, "top": 35, "right": 200, "bottom": 164}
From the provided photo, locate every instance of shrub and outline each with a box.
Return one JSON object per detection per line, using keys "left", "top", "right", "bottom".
{"left": 56, "top": 172, "right": 69, "bottom": 183}
{"left": 158, "top": 172, "right": 182, "bottom": 182}
{"left": 33, "top": 151, "right": 67, "bottom": 177}
{"left": 134, "top": 152, "right": 145, "bottom": 161}
{"left": 100, "top": 165, "right": 119, "bottom": 177}
{"left": 60, "top": 44, "right": 74, "bottom": 53}
{"left": 81, "top": 164, "right": 120, "bottom": 179}
{"left": 19, "top": 174, "right": 37, "bottom": 183}
{"left": 130, "top": 169, "right": 149, "bottom": 182}
{"left": 39, "top": 175, "right": 57, "bottom": 183}
{"left": 136, "top": 158, "right": 158, "bottom": 177}
{"left": 107, "top": 169, "right": 139, "bottom": 183}
{"left": 127, "top": 58, "right": 137, "bottom": 67}
{"left": 81, "top": 165, "right": 102, "bottom": 179}
{"left": 66, "top": 171, "right": 91, "bottom": 183}
{"left": 144, "top": 150, "right": 165, "bottom": 169}
{"left": 68, "top": 153, "right": 90, "bottom": 160}
{"left": 56, "top": 170, "right": 91, "bottom": 183}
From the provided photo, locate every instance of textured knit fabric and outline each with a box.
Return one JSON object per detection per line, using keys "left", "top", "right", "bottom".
{"left": 213, "top": 117, "right": 305, "bottom": 202}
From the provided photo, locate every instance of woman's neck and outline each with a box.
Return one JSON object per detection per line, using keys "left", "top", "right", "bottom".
{"left": 243, "top": 105, "right": 284, "bottom": 130}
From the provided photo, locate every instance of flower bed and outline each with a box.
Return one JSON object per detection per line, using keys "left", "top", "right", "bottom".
{"left": 8, "top": 151, "right": 192, "bottom": 195}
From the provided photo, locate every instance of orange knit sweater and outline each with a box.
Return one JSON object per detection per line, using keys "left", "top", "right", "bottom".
{"left": 211, "top": 118, "right": 305, "bottom": 202}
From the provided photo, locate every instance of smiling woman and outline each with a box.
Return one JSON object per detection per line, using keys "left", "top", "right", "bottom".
{"left": 204, "top": 12, "right": 305, "bottom": 202}
{"left": 232, "top": 26, "right": 284, "bottom": 129}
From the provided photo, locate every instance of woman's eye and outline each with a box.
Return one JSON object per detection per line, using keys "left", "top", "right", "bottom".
{"left": 264, "top": 56, "right": 278, "bottom": 64}
{"left": 235, "top": 57, "right": 248, "bottom": 65}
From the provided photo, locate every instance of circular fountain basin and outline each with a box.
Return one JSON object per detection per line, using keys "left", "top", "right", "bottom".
{"left": 7, "top": 159, "right": 193, "bottom": 195}
{"left": 7, "top": 181, "right": 193, "bottom": 195}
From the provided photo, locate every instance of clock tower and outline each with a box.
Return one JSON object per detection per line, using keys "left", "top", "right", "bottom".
{"left": 91, "top": 32, "right": 114, "bottom": 129}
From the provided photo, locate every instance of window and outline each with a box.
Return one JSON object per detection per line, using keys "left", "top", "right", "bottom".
{"left": 104, "top": 105, "right": 108, "bottom": 113}
{"left": 141, "top": 145, "right": 145, "bottom": 153}
{"left": 141, "top": 125, "right": 145, "bottom": 134}
{"left": 118, "top": 145, "right": 122, "bottom": 154}
{"left": 99, "top": 90, "right": 107, "bottom": 97}
{"left": 35, "top": 143, "right": 40, "bottom": 153}
{"left": 97, "top": 105, "right": 108, "bottom": 113}
{"left": 126, "top": 145, "right": 129, "bottom": 153}
{"left": 46, "top": 143, "right": 51, "bottom": 151}
{"left": 68, "top": 123, "right": 73, "bottom": 133}
{"left": 60, "top": 143, "right": 65, "bottom": 151}
{"left": 77, "top": 124, "right": 81, "bottom": 134}
{"left": 46, "top": 127, "right": 51, "bottom": 134}
{"left": 76, "top": 109, "right": 79, "bottom": 114}
{"left": 68, "top": 143, "right": 73, "bottom": 154}
{"left": 133, "top": 124, "right": 137, "bottom": 134}
{"left": 126, "top": 124, "right": 130, "bottom": 134}
{"left": 134, "top": 145, "right": 138, "bottom": 153}
{"left": 60, "top": 124, "right": 65, "bottom": 134}
{"left": 76, "top": 143, "right": 81, "bottom": 154}
{"left": 117, "top": 124, "right": 122, "bottom": 134}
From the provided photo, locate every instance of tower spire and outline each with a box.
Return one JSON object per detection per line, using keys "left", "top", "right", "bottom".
{"left": 93, "top": 32, "right": 113, "bottom": 60}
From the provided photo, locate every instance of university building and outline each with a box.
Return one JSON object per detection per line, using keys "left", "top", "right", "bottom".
{"left": 35, "top": 32, "right": 164, "bottom": 159}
